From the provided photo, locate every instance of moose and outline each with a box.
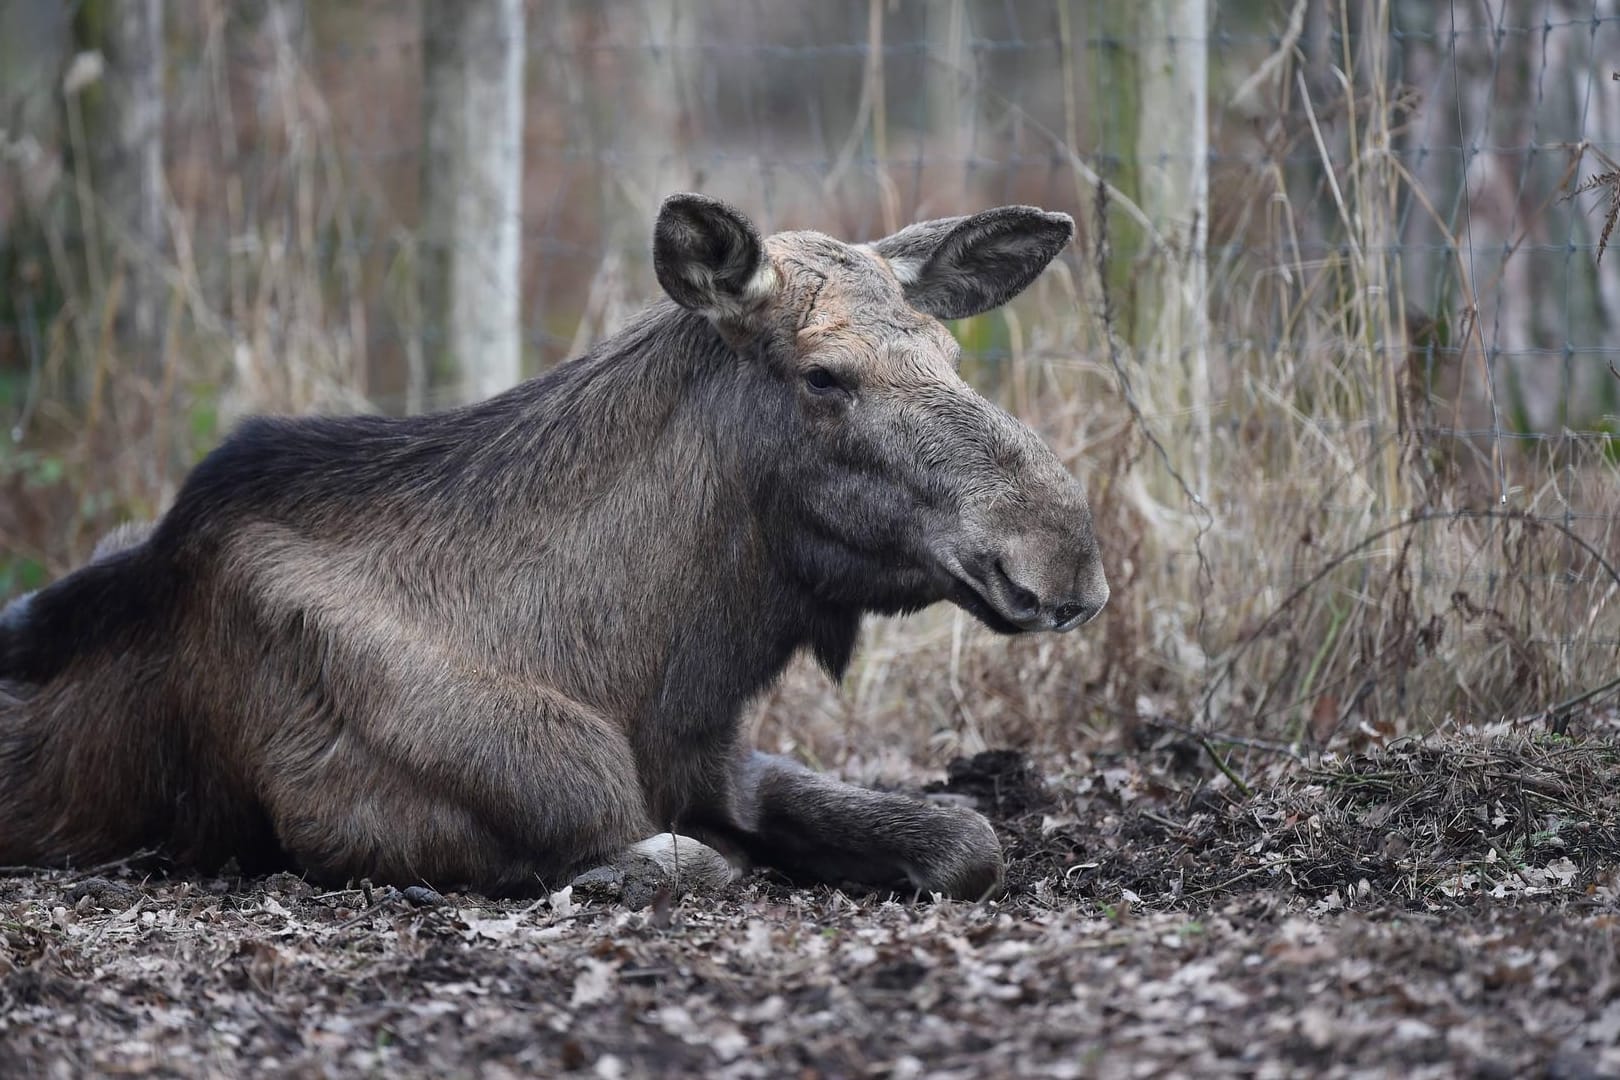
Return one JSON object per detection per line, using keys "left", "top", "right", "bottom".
{"left": 0, "top": 194, "right": 1107, "bottom": 901}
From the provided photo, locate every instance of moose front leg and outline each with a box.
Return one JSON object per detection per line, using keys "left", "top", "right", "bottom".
{"left": 709, "top": 751, "right": 1004, "bottom": 900}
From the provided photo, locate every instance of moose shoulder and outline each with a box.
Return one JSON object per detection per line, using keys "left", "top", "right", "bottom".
{"left": 0, "top": 195, "right": 1107, "bottom": 900}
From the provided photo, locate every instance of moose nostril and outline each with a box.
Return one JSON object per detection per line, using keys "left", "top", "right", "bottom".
{"left": 1053, "top": 601, "right": 1088, "bottom": 626}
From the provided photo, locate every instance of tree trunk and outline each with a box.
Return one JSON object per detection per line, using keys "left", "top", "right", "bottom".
{"left": 1135, "top": 0, "right": 1211, "bottom": 496}
{"left": 73, "top": 0, "right": 166, "bottom": 379}
{"left": 419, "top": 0, "right": 525, "bottom": 409}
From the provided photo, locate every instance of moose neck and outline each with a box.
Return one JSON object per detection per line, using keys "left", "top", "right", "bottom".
{"left": 456, "top": 302, "right": 858, "bottom": 768}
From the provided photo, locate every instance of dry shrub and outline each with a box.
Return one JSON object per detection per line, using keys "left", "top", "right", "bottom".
{"left": 761, "top": 3, "right": 1620, "bottom": 770}
{"left": 0, "top": 6, "right": 369, "bottom": 574}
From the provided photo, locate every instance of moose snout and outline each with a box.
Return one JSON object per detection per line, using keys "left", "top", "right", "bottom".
{"left": 951, "top": 538, "right": 1109, "bottom": 635}
{"left": 930, "top": 399, "right": 1110, "bottom": 635}
{"left": 986, "top": 553, "right": 1108, "bottom": 632}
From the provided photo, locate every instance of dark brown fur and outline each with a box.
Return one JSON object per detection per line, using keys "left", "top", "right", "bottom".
{"left": 0, "top": 195, "right": 1106, "bottom": 899}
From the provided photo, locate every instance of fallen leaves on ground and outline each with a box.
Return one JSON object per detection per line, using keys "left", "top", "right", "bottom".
{"left": 1, "top": 729, "right": 1616, "bottom": 1077}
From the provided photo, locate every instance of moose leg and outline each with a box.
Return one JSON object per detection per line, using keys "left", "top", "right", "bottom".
{"left": 706, "top": 751, "right": 1004, "bottom": 900}
{"left": 258, "top": 672, "right": 658, "bottom": 894}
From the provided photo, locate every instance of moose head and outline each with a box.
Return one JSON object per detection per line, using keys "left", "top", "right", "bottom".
{"left": 653, "top": 193, "right": 1108, "bottom": 636}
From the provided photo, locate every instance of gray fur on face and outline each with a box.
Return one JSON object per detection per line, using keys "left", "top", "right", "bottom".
{"left": 0, "top": 194, "right": 1105, "bottom": 901}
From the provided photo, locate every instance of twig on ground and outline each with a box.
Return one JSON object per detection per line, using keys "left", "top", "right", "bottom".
{"left": 1197, "top": 736, "right": 1255, "bottom": 799}
{"left": 1539, "top": 671, "right": 1620, "bottom": 735}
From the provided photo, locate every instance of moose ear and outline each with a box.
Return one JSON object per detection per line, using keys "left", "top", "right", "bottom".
{"left": 653, "top": 193, "right": 778, "bottom": 333}
{"left": 868, "top": 206, "right": 1074, "bottom": 320}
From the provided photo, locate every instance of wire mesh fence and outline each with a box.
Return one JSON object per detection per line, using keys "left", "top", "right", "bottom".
{"left": 1, "top": 0, "right": 1618, "bottom": 754}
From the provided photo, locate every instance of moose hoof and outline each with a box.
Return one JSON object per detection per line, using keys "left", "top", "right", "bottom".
{"left": 907, "top": 808, "right": 1005, "bottom": 901}
{"left": 569, "top": 833, "right": 739, "bottom": 910}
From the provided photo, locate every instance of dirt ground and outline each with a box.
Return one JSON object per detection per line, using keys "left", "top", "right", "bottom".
{"left": 3, "top": 727, "right": 1618, "bottom": 1079}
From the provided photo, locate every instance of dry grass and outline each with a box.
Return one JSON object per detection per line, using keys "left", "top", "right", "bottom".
{"left": 761, "top": 2, "right": 1620, "bottom": 771}
{"left": 1, "top": 5, "right": 369, "bottom": 579}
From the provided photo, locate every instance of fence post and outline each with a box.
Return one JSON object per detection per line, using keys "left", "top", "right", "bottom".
{"left": 1135, "top": 0, "right": 1211, "bottom": 498}
{"left": 419, "top": 0, "right": 526, "bottom": 409}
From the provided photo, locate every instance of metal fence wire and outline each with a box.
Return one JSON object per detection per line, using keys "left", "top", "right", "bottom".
{"left": 2, "top": 0, "right": 1619, "bottom": 740}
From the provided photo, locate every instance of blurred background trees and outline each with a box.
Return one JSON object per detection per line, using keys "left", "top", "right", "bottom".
{"left": 2, "top": 1, "right": 1618, "bottom": 754}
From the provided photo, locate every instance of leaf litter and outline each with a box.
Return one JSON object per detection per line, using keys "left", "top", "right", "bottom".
{"left": 2, "top": 729, "right": 1617, "bottom": 1077}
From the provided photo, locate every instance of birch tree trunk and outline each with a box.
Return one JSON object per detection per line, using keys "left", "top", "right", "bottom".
{"left": 74, "top": 0, "right": 166, "bottom": 379}
{"left": 419, "top": 0, "right": 526, "bottom": 409}
{"left": 1135, "top": 0, "right": 1210, "bottom": 497}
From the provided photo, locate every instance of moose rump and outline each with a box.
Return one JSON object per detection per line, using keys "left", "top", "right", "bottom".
{"left": 0, "top": 193, "right": 1106, "bottom": 900}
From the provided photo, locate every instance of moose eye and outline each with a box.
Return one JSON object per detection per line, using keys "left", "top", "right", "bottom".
{"left": 803, "top": 367, "right": 841, "bottom": 394}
